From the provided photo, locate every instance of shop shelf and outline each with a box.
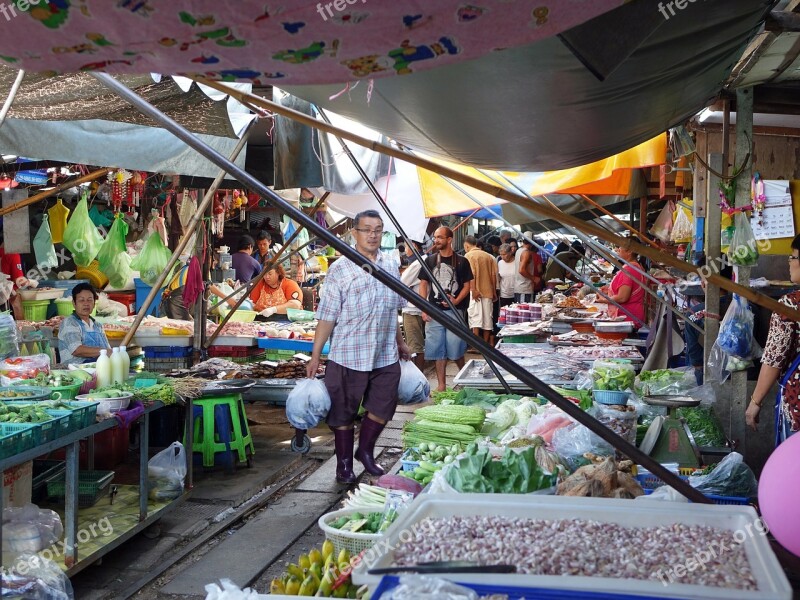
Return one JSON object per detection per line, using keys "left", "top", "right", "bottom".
{"left": 46, "top": 469, "right": 115, "bottom": 508}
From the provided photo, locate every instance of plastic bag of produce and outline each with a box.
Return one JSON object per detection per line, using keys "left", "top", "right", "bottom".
{"left": 591, "top": 403, "right": 638, "bottom": 458}
{"left": 0, "top": 313, "right": 20, "bottom": 360}
{"left": 2, "top": 504, "right": 64, "bottom": 566}
{"left": 397, "top": 360, "right": 430, "bottom": 404}
{"left": 62, "top": 192, "right": 103, "bottom": 268}
{"left": 0, "top": 354, "right": 50, "bottom": 386}
{"left": 286, "top": 378, "right": 330, "bottom": 429}
{"left": 688, "top": 452, "right": 758, "bottom": 498}
{"left": 650, "top": 200, "right": 676, "bottom": 242}
{"left": 727, "top": 212, "right": 759, "bottom": 266}
{"left": 717, "top": 295, "right": 755, "bottom": 359}
{"left": 130, "top": 231, "right": 173, "bottom": 287}
{"left": 33, "top": 214, "right": 58, "bottom": 269}
{"left": 0, "top": 553, "right": 74, "bottom": 600}
{"left": 634, "top": 367, "right": 697, "bottom": 397}
{"left": 382, "top": 575, "right": 479, "bottom": 600}
{"left": 591, "top": 359, "right": 636, "bottom": 391}
{"left": 147, "top": 441, "right": 187, "bottom": 501}
{"left": 97, "top": 214, "right": 133, "bottom": 289}
{"left": 670, "top": 206, "right": 693, "bottom": 243}
{"left": 551, "top": 423, "right": 615, "bottom": 470}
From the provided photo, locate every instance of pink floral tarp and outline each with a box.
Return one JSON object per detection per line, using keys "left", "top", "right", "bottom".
{"left": 0, "top": 1, "right": 626, "bottom": 84}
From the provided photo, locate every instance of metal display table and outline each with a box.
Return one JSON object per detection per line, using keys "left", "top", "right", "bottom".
{"left": 0, "top": 401, "right": 193, "bottom": 576}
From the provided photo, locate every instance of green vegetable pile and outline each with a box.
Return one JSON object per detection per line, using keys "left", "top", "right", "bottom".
{"left": 85, "top": 387, "right": 130, "bottom": 400}
{"left": 548, "top": 387, "right": 593, "bottom": 410}
{"left": 635, "top": 369, "right": 694, "bottom": 396}
{"left": 592, "top": 360, "right": 635, "bottom": 392}
{"left": 327, "top": 510, "right": 397, "bottom": 534}
{"left": 433, "top": 388, "right": 524, "bottom": 411}
{"left": 31, "top": 371, "right": 77, "bottom": 388}
{"left": 399, "top": 443, "right": 462, "bottom": 485}
{"left": 676, "top": 406, "right": 727, "bottom": 447}
{"left": 444, "top": 443, "right": 558, "bottom": 494}
{"left": 132, "top": 382, "right": 177, "bottom": 405}
{"left": 0, "top": 402, "right": 54, "bottom": 423}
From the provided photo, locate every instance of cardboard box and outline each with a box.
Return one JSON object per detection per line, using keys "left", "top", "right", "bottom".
{"left": 3, "top": 461, "right": 32, "bottom": 507}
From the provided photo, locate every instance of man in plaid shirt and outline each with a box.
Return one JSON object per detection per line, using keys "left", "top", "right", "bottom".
{"left": 306, "top": 210, "right": 411, "bottom": 484}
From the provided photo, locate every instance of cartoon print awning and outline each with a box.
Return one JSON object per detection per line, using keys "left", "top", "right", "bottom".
{"left": 417, "top": 134, "right": 667, "bottom": 218}
{"left": 0, "top": 1, "right": 625, "bottom": 84}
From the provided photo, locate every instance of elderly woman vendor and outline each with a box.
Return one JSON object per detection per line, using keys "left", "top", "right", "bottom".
{"left": 57, "top": 283, "right": 111, "bottom": 364}
{"left": 249, "top": 264, "right": 303, "bottom": 321}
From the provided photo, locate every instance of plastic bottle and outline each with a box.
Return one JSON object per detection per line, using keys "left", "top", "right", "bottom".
{"left": 96, "top": 349, "right": 111, "bottom": 388}
{"left": 119, "top": 345, "right": 131, "bottom": 382}
{"left": 110, "top": 347, "right": 124, "bottom": 385}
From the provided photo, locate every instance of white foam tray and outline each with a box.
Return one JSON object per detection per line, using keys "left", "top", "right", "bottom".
{"left": 351, "top": 494, "right": 791, "bottom": 599}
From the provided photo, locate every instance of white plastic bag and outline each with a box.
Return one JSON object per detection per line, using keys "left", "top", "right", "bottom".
{"left": 0, "top": 553, "right": 74, "bottom": 599}
{"left": 397, "top": 360, "right": 430, "bottom": 404}
{"left": 148, "top": 441, "right": 187, "bottom": 501}
{"left": 650, "top": 200, "right": 675, "bottom": 242}
{"left": 286, "top": 378, "right": 331, "bottom": 429}
{"left": 670, "top": 207, "right": 693, "bottom": 243}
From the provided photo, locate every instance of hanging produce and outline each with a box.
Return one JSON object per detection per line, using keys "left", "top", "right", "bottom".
{"left": 62, "top": 191, "right": 104, "bottom": 268}
{"left": 130, "top": 231, "right": 173, "bottom": 286}
{"left": 97, "top": 214, "right": 133, "bottom": 289}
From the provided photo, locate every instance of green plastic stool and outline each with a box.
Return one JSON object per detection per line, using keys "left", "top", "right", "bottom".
{"left": 185, "top": 394, "right": 255, "bottom": 469}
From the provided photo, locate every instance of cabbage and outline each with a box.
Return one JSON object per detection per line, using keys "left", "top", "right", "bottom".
{"left": 513, "top": 400, "right": 537, "bottom": 427}
{"left": 481, "top": 405, "right": 516, "bottom": 438}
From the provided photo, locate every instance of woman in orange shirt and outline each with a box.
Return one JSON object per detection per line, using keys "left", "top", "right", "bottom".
{"left": 250, "top": 263, "right": 303, "bottom": 321}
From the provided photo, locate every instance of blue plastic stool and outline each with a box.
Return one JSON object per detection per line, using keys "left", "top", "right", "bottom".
{"left": 185, "top": 394, "right": 255, "bottom": 470}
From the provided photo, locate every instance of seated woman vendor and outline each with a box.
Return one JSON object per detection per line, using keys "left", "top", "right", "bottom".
{"left": 602, "top": 243, "right": 646, "bottom": 327}
{"left": 249, "top": 264, "right": 303, "bottom": 321}
{"left": 57, "top": 283, "right": 111, "bottom": 365}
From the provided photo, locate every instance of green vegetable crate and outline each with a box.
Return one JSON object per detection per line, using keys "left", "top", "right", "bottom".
{"left": 3, "top": 402, "right": 70, "bottom": 443}
{"left": 401, "top": 448, "right": 420, "bottom": 472}
{"left": 0, "top": 423, "right": 36, "bottom": 459}
{"left": 49, "top": 382, "right": 82, "bottom": 400}
{"left": 47, "top": 470, "right": 115, "bottom": 508}
{"left": 59, "top": 400, "right": 99, "bottom": 429}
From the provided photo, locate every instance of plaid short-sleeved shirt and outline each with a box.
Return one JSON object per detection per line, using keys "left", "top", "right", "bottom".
{"left": 316, "top": 252, "right": 405, "bottom": 372}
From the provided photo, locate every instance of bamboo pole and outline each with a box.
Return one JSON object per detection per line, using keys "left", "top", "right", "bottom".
{"left": 0, "top": 168, "right": 111, "bottom": 217}
{"left": 204, "top": 194, "right": 326, "bottom": 348}
{"left": 190, "top": 76, "right": 800, "bottom": 323}
{"left": 0, "top": 69, "right": 25, "bottom": 130}
{"left": 120, "top": 124, "right": 255, "bottom": 348}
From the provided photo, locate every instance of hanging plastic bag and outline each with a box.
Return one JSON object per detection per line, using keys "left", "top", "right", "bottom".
{"left": 650, "top": 200, "right": 675, "bottom": 242}
{"left": 130, "top": 232, "right": 173, "bottom": 286}
{"left": 397, "top": 360, "right": 430, "bottom": 404}
{"left": 33, "top": 214, "right": 58, "bottom": 269}
{"left": 286, "top": 378, "right": 330, "bottom": 429}
{"left": 148, "top": 441, "right": 187, "bottom": 501}
{"left": 62, "top": 193, "right": 104, "bottom": 268}
{"left": 670, "top": 206, "right": 693, "bottom": 243}
{"left": 727, "top": 211, "right": 759, "bottom": 266}
{"left": 97, "top": 215, "right": 133, "bottom": 289}
{"left": 717, "top": 295, "right": 754, "bottom": 358}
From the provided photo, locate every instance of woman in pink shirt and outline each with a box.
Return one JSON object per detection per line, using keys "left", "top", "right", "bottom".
{"left": 605, "top": 245, "right": 647, "bottom": 326}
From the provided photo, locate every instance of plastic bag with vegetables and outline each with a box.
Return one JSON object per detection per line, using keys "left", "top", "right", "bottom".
{"left": 688, "top": 452, "right": 758, "bottom": 498}
{"left": 591, "top": 359, "right": 636, "bottom": 391}
{"left": 717, "top": 295, "right": 755, "bottom": 359}
{"left": 727, "top": 212, "right": 759, "bottom": 266}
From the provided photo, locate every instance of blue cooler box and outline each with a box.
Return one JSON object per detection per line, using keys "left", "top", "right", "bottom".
{"left": 134, "top": 278, "right": 164, "bottom": 317}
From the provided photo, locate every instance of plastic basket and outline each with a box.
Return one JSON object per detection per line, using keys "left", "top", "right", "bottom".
{"left": 46, "top": 470, "right": 115, "bottom": 508}
{"left": 0, "top": 423, "right": 36, "bottom": 459}
{"left": 54, "top": 299, "right": 75, "bottom": 317}
{"left": 502, "top": 334, "right": 543, "bottom": 343}
{"left": 46, "top": 409, "right": 73, "bottom": 437}
{"left": 143, "top": 346, "right": 193, "bottom": 359}
{"left": 0, "top": 386, "right": 53, "bottom": 401}
{"left": 634, "top": 473, "right": 750, "bottom": 506}
{"left": 143, "top": 356, "right": 192, "bottom": 373}
{"left": 401, "top": 448, "right": 420, "bottom": 472}
{"left": 75, "top": 260, "right": 109, "bottom": 289}
{"left": 227, "top": 310, "right": 257, "bottom": 323}
{"left": 592, "top": 390, "right": 630, "bottom": 405}
{"left": 21, "top": 300, "right": 50, "bottom": 322}
{"left": 318, "top": 508, "right": 384, "bottom": 556}
{"left": 59, "top": 400, "right": 99, "bottom": 429}
{"left": 49, "top": 382, "right": 82, "bottom": 400}
{"left": 231, "top": 351, "right": 268, "bottom": 364}
{"left": 32, "top": 460, "right": 66, "bottom": 504}
{"left": 264, "top": 349, "right": 297, "bottom": 361}
{"left": 286, "top": 308, "right": 315, "bottom": 322}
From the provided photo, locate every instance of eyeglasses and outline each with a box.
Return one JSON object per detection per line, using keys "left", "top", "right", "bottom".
{"left": 789, "top": 256, "right": 800, "bottom": 262}
{"left": 354, "top": 228, "right": 384, "bottom": 237}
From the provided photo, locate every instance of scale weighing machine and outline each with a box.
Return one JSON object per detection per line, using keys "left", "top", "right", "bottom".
{"left": 639, "top": 395, "right": 702, "bottom": 469}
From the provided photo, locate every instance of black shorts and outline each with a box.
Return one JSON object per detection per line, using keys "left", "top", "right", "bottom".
{"left": 324, "top": 360, "right": 401, "bottom": 427}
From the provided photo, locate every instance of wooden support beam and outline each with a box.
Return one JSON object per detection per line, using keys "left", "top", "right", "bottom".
{"left": 703, "top": 154, "right": 722, "bottom": 382}
{"left": 0, "top": 168, "right": 111, "bottom": 217}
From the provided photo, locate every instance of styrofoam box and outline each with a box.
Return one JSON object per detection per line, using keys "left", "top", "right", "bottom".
{"left": 351, "top": 494, "right": 791, "bottom": 600}
{"left": 133, "top": 333, "right": 193, "bottom": 348}
{"left": 210, "top": 335, "right": 257, "bottom": 347}
{"left": 595, "top": 321, "right": 635, "bottom": 333}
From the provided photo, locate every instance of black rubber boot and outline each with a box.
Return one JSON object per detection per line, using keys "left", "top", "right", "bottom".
{"left": 355, "top": 417, "right": 386, "bottom": 476}
{"left": 333, "top": 428, "right": 357, "bottom": 484}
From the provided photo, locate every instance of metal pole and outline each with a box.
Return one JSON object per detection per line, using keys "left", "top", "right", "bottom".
{"left": 0, "top": 69, "right": 25, "bottom": 129}
{"left": 205, "top": 194, "right": 327, "bottom": 348}
{"left": 120, "top": 122, "right": 256, "bottom": 348}
{"left": 91, "top": 71, "right": 713, "bottom": 503}
{"left": 316, "top": 107, "right": 512, "bottom": 394}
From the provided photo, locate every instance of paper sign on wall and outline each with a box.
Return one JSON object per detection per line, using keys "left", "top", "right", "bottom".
{"left": 751, "top": 180, "right": 795, "bottom": 241}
